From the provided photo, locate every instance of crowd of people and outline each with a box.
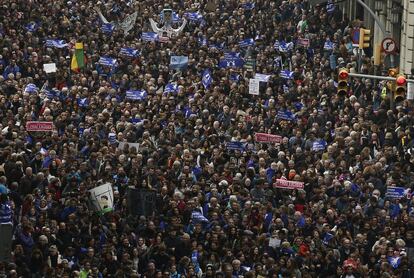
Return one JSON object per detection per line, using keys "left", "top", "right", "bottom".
{"left": 1, "top": 0, "right": 414, "bottom": 277}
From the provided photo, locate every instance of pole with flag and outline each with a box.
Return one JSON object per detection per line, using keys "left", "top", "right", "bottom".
{"left": 71, "top": 42, "right": 85, "bottom": 73}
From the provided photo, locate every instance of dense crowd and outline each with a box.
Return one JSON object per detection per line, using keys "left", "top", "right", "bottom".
{"left": 1, "top": 0, "right": 414, "bottom": 277}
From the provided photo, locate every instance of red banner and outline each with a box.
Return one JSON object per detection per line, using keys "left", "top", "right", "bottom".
{"left": 26, "top": 121, "right": 53, "bottom": 132}
{"left": 274, "top": 179, "right": 304, "bottom": 190}
{"left": 255, "top": 133, "right": 282, "bottom": 143}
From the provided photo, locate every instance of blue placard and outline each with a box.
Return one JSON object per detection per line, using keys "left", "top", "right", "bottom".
{"left": 277, "top": 110, "right": 296, "bottom": 121}
{"left": 170, "top": 56, "right": 189, "bottom": 70}
{"left": 386, "top": 187, "right": 408, "bottom": 199}
{"left": 312, "top": 140, "right": 327, "bottom": 151}
{"left": 226, "top": 141, "right": 246, "bottom": 151}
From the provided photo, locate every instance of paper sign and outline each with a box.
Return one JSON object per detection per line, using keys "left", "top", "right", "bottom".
{"left": 255, "top": 133, "right": 282, "bottom": 143}
{"left": 26, "top": 121, "right": 53, "bottom": 131}
{"left": 269, "top": 237, "right": 281, "bottom": 248}
{"left": 43, "top": 63, "right": 57, "bottom": 73}
{"left": 89, "top": 183, "right": 114, "bottom": 213}
{"left": 274, "top": 179, "right": 304, "bottom": 190}
{"left": 249, "top": 78, "right": 260, "bottom": 95}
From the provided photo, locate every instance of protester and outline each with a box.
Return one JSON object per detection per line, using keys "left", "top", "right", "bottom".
{"left": 0, "top": 0, "right": 414, "bottom": 277}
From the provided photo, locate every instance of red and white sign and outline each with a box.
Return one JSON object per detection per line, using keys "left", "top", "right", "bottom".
{"left": 255, "top": 133, "right": 282, "bottom": 143}
{"left": 26, "top": 121, "right": 53, "bottom": 132}
{"left": 297, "top": 38, "right": 310, "bottom": 48}
{"left": 274, "top": 179, "right": 304, "bottom": 190}
{"left": 381, "top": 38, "right": 396, "bottom": 54}
{"left": 159, "top": 36, "right": 170, "bottom": 43}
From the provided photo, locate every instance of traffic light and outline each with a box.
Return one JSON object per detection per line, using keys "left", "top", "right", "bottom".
{"left": 337, "top": 68, "right": 349, "bottom": 96}
{"left": 359, "top": 28, "right": 371, "bottom": 49}
{"left": 394, "top": 74, "right": 407, "bottom": 102}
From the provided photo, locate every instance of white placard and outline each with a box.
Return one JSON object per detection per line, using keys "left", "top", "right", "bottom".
{"left": 43, "top": 63, "right": 57, "bottom": 73}
{"left": 89, "top": 183, "right": 114, "bottom": 213}
{"left": 407, "top": 82, "right": 414, "bottom": 100}
{"left": 249, "top": 78, "right": 260, "bottom": 95}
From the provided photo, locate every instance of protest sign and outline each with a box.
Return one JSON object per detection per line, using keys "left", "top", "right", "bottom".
{"left": 249, "top": 78, "right": 260, "bottom": 95}
{"left": 386, "top": 187, "right": 411, "bottom": 199}
{"left": 312, "top": 140, "right": 327, "bottom": 151}
{"left": 254, "top": 133, "right": 282, "bottom": 143}
{"left": 226, "top": 141, "right": 246, "bottom": 151}
{"left": 274, "top": 179, "right": 304, "bottom": 190}
{"left": 43, "top": 63, "right": 57, "bottom": 73}
{"left": 26, "top": 121, "right": 53, "bottom": 131}
{"left": 88, "top": 183, "right": 114, "bottom": 214}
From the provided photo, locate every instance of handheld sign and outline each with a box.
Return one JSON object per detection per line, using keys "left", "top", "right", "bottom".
{"left": 26, "top": 121, "right": 53, "bottom": 132}
{"left": 249, "top": 78, "right": 260, "bottom": 95}
{"left": 386, "top": 187, "right": 411, "bottom": 199}
{"left": 274, "top": 179, "right": 304, "bottom": 190}
{"left": 255, "top": 133, "right": 282, "bottom": 143}
{"left": 89, "top": 183, "right": 114, "bottom": 214}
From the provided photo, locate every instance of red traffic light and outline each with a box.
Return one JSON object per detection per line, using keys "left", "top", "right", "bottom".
{"left": 339, "top": 70, "right": 349, "bottom": 79}
{"left": 396, "top": 75, "right": 406, "bottom": 86}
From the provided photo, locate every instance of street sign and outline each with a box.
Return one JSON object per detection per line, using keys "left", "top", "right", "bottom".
{"left": 382, "top": 38, "right": 397, "bottom": 53}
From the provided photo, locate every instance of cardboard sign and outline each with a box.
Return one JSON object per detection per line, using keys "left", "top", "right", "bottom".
{"left": 274, "top": 179, "right": 304, "bottom": 190}
{"left": 89, "top": 183, "right": 114, "bottom": 214}
{"left": 43, "top": 63, "right": 57, "bottom": 73}
{"left": 249, "top": 78, "right": 260, "bottom": 95}
{"left": 26, "top": 121, "right": 53, "bottom": 131}
{"left": 255, "top": 133, "right": 282, "bottom": 143}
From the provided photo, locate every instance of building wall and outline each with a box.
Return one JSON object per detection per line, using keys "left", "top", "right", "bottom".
{"left": 400, "top": 0, "right": 414, "bottom": 75}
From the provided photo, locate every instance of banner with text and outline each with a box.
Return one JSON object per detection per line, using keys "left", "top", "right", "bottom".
{"left": 26, "top": 121, "right": 53, "bottom": 132}
{"left": 255, "top": 133, "right": 282, "bottom": 143}
{"left": 274, "top": 179, "right": 304, "bottom": 190}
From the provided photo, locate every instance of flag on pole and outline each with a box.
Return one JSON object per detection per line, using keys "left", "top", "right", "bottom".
{"left": 71, "top": 42, "right": 85, "bottom": 72}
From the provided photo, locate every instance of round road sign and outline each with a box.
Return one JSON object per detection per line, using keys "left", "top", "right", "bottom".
{"left": 382, "top": 38, "right": 396, "bottom": 53}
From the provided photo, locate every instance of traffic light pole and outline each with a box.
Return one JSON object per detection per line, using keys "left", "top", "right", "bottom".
{"left": 355, "top": 0, "right": 389, "bottom": 36}
{"left": 348, "top": 72, "right": 413, "bottom": 110}
{"left": 348, "top": 73, "right": 414, "bottom": 83}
